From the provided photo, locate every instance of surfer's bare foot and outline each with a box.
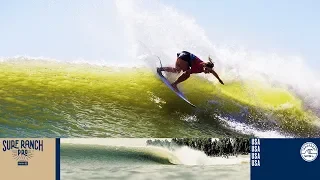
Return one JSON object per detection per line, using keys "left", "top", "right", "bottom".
{"left": 171, "top": 83, "right": 179, "bottom": 92}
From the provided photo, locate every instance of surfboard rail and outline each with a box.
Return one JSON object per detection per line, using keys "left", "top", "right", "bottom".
{"left": 156, "top": 69, "right": 196, "bottom": 107}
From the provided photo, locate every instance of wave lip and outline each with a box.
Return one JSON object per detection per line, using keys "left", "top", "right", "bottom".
{"left": 61, "top": 139, "right": 249, "bottom": 166}
{"left": 61, "top": 144, "right": 180, "bottom": 165}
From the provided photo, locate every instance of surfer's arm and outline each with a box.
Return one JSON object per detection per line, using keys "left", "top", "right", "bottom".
{"left": 210, "top": 69, "right": 224, "bottom": 85}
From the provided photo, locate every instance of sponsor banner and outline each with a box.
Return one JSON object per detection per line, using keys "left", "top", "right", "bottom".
{"left": 251, "top": 138, "right": 320, "bottom": 180}
{"left": 0, "top": 138, "right": 60, "bottom": 180}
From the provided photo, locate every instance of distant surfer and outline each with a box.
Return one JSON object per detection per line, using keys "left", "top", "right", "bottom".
{"left": 157, "top": 51, "right": 224, "bottom": 91}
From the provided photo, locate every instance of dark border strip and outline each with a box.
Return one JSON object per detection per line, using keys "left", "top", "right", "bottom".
{"left": 56, "top": 138, "right": 60, "bottom": 180}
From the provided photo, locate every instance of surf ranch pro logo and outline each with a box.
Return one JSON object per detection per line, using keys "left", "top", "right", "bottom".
{"left": 2, "top": 140, "right": 44, "bottom": 166}
{"left": 300, "top": 142, "right": 318, "bottom": 162}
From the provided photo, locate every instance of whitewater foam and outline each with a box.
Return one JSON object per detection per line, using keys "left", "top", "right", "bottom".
{"left": 0, "top": 55, "right": 146, "bottom": 68}
{"left": 173, "top": 146, "right": 249, "bottom": 166}
{"left": 218, "top": 116, "right": 290, "bottom": 138}
{"left": 115, "top": 0, "right": 320, "bottom": 113}
{"left": 2, "top": 0, "right": 319, "bottom": 138}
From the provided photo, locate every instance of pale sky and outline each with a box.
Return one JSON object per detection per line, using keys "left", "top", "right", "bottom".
{"left": 1, "top": 0, "right": 319, "bottom": 69}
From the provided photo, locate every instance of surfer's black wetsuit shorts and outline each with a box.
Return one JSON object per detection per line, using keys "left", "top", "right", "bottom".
{"left": 177, "top": 51, "right": 196, "bottom": 67}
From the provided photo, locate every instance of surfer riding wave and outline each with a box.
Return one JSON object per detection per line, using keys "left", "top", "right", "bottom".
{"left": 157, "top": 51, "right": 224, "bottom": 91}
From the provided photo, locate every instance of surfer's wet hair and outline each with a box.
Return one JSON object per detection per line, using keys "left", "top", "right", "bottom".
{"left": 205, "top": 62, "right": 214, "bottom": 68}
{"left": 206, "top": 56, "right": 214, "bottom": 68}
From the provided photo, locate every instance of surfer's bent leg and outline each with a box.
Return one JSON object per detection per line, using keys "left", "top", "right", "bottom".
{"left": 157, "top": 57, "right": 188, "bottom": 74}
{"left": 171, "top": 70, "right": 191, "bottom": 88}
{"left": 158, "top": 67, "right": 181, "bottom": 73}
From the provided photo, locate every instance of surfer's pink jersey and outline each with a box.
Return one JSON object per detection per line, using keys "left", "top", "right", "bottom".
{"left": 190, "top": 57, "right": 204, "bottom": 74}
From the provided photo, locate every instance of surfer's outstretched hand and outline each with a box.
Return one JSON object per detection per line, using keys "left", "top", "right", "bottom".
{"left": 210, "top": 69, "right": 224, "bottom": 85}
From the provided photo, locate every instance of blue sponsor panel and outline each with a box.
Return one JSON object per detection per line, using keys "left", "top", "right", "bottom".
{"left": 251, "top": 138, "right": 320, "bottom": 180}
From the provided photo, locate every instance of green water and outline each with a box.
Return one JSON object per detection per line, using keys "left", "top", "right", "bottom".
{"left": 62, "top": 160, "right": 249, "bottom": 180}
{"left": 0, "top": 60, "right": 319, "bottom": 137}
{"left": 60, "top": 143, "right": 250, "bottom": 180}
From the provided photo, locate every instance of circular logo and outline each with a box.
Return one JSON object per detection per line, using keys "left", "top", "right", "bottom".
{"left": 300, "top": 142, "right": 318, "bottom": 162}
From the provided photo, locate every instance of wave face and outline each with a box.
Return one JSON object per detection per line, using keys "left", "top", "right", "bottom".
{"left": 60, "top": 140, "right": 249, "bottom": 166}
{"left": 61, "top": 144, "right": 179, "bottom": 165}
{"left": 60, "top": 140, "right": 250, "bottom": 180}
{"left": 1, "top": 1, "right": 320, "bottom": 138}
{"left": 0, "top": 59, "right": 319, "bottom": 138}
{"left": 114, "top": 0, "right": 320, "bottom": 137}
{"left": 115, "top": 0, "right": 320, "bottom": 113}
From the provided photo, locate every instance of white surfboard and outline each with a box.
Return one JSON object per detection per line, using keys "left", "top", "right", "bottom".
{"left": 157, "top": 69, "right": 196, "bottom": 107}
